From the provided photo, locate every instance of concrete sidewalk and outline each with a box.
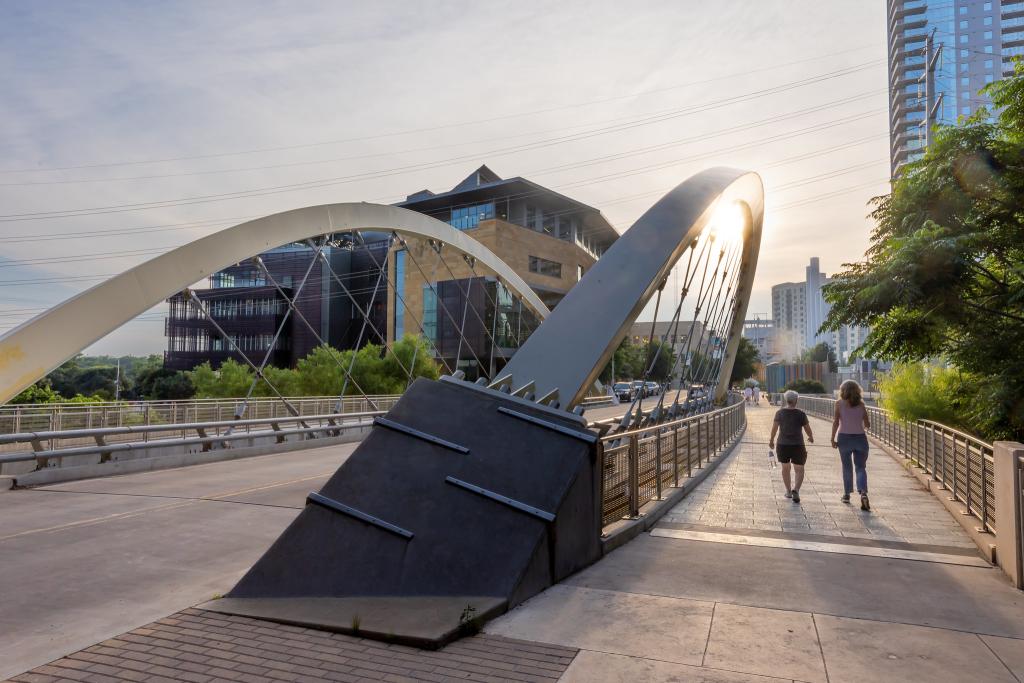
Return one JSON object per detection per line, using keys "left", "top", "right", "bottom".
{"left": 484, "top": 404, "right": 1024, "bottom": 682}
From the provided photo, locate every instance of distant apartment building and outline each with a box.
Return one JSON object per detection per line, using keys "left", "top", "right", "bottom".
{"left": 888, "top": 0, "right": 1024, "bottom": 176}
{"left": 165, "top": 165, "right": 619, "bottom": 377}
{"left": 771, "top": 281, "right": 806, "bottom": 361}
{"left": 742, "top": 318, "right": 786, "bottom": 365}
{"left": 627, "top": 320, "right": 712, "bottom": 374}
{"left": 770, "top": 257, "right": 871, "bottom": 363}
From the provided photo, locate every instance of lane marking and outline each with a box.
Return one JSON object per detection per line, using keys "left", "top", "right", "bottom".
{"left": 0, "top": 472, "right": 332, "bottom": 542}
{"left": 649, "top": 527, "right": 990, "bottom": 567}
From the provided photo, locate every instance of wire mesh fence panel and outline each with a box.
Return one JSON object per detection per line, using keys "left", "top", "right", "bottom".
{"left": 601, "top": 441, "right": 632, "bottom": 526}
{"left": 599, "top": 402, "right": 745, "bottom": 527}
{"left": 637, "top": 435, "right": 659, "bottom": 508}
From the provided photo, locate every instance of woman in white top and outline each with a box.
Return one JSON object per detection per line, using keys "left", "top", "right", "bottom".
{"left": 831, "top": 380, "right": 872, "bottom": 511}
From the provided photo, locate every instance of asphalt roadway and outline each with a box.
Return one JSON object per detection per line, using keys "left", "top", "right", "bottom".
{"left": 0, "top": 396, "right": 655, "bottom": 679}
{"left": 0, "top": 443, "right": 358, "bottom": 680}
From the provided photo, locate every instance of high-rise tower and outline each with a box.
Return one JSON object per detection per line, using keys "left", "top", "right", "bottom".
{"left": 888, "top": 1, "right": 1023, "bottom": 177}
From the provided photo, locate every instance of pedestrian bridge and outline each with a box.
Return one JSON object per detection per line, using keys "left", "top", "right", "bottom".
{"left": 1, "top": 167, "right": 1024, "bottom": 681}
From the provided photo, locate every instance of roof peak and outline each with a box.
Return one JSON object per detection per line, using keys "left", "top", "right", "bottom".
{"left": 450, "top": 164, "right": 502, "bottom": 193}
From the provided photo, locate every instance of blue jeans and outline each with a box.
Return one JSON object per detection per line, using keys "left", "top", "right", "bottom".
{"left": 837, "top": 433, "right": 869, "bottom": 495}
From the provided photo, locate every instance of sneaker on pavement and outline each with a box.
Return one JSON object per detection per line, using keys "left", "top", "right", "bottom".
{"left": 784, "top": 491, "right": 793, "bottom": 499}
{"left": 792, "top": 490, "right": 801, "bottom": 504}
{"left": 860, "top": 493, "right": 871, "bottom": 512}
{"left": 841, "top": 494, "right": 851, "bottom": 504}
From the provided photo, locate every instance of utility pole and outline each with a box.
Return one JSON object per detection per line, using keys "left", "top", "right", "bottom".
{"left": 114, "top": 358, "right": 121, "bottom": 401}
{"left": 919, "top": 28, "right": 944, "bottom": 148}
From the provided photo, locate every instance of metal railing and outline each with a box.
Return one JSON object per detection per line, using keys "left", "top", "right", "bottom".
{"left": 1018, "top": 453, "right": 1024, "bottom": 587}
{"left": 598, "top": 401, "right": 746, "bottom": 527}
{"left": 0, "top": 410, "right": 383, "bottom": 471}
{"left": 797, "top": 396, "right": 996, "bottom": 534}
{"left": 0, "top": 395, "right": 401, "bottom": 453}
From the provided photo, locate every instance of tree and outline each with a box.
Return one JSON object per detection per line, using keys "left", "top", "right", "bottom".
{"left": 730, "top": 337, "right": 760, "bottom": 383}
{"left": 783, "top": 379, "right": 827, "bottom": 394}
{"left": 186, "top": 339, "right": 441, "bottom": 399}
{"left": 9, "top": 381, "right": 61, "bottom": 404}
{"left": 823, "top": 61, "right": 1024, "bottom": 440}
{"left": 800, "top": 342, "right": 838, "bottom": 372}
{"left": 599, "top": 337, "right": 675, "bottom": 383}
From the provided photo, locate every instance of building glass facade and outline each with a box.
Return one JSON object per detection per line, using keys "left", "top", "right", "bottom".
{"left": 889, "top": 0, "right": 1022, "bottom": 176}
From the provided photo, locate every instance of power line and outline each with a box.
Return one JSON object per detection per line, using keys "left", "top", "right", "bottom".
{"left": 0, "top": 60, "right": 884, "bottom": 223}
{"left": 0, "top": 44, "right": 884, "bottom": 176}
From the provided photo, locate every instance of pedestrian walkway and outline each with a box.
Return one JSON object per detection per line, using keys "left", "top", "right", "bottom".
{"left": 662, "top": 403, "right": 976, "bottom": 547}
{"left": 486, "top": 402, "right": 1024, "bottom": 682}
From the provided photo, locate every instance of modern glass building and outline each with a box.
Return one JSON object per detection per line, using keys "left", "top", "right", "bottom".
{"left": 888, "top": 0, "right": 1024, "bottom": 176}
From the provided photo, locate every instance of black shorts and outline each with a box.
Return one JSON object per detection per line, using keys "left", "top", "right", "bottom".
{"left": 775, "top": 445, "right": 807, "bottom": 466}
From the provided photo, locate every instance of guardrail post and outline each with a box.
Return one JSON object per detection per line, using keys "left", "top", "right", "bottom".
{"left": 672, "top": 427, "right": 679, "bottom": 487}
{"left": 686, "top": 423, "right": 693, "bottom": 477}
{"left": 992, "top": 441, "right": 1024, "bottom": 589}
{"left": 628, "top": 435, "right": 640, "bottom": 518}
{"left": 695, "top": 418, "right": 703, "bottom": 468}
{"left": 965, "top": 440, "right": 973, "bottom": 517}
{"left": 655, "top": 432, "right": 663, "bottom": 501}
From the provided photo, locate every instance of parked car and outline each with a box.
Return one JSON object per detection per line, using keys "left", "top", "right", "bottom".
{"left": 644, "top": 381, "right": 660, "bottom": 396}
{"left": 631, "top": 380, "right": 646, "bottom": 397}
{"left": 613, "top": 382, "right": 634, "bottom": 401}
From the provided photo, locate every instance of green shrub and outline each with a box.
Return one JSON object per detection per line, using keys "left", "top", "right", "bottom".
{"left": 783, "top": 379, "right": 827, "bottom": 394}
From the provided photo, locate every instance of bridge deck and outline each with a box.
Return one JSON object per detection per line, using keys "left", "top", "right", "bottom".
{"left": 486, "top": 404, "right": 1024, "bottom": 682}
{"left": 5, "top": 405, "right": 1024, "bottom": 682}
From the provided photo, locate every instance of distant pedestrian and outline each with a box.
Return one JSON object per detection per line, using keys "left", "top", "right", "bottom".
{"left": 743, "top": 386, "right": 752, "bottom": 404}
{"left": 768, "top": 390, "right": 814, "bottom": 504}
{"left": 832, "top": 380, "right": 872, "bottom": 510}
{"left": 753, "top": 387, "right": 760, "bottom": 405}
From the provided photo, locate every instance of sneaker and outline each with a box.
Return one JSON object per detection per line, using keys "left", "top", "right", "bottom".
{"left": 841, "top": 494, "right": 850, "bottom": 504}
{"left": 784, "top": 491, "right": 793, "bottom": 499}
{"left": 792, "top": 490, "right": 801, "bottom": 504}
{"left": 860, "top": 494, "right": 871, "bottom": 512}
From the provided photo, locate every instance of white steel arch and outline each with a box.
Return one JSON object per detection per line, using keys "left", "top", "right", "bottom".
{"left": 0, "top": 203, "right": 550, "bottom": 405}
{"left": 501, "top": 167, "right": 764, "bottom": 408}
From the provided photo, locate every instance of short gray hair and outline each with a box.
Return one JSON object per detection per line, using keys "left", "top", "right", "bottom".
{"left": 784, "top": 390, "right": 799, "bottom": 406}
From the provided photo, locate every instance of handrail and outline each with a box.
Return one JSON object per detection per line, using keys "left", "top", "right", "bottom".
{"left": 600, "top": 401, "right": 743, "bottom": 442}
{"left": 0, "top": 410, "right": 382, "bottom": 445}
{"left": 796, "top": 395, "right": 996, "bottom": 533}
{"left": 598, "top": 401, "right": 746, "bottom": 527}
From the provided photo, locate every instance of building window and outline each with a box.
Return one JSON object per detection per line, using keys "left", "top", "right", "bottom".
{"left": 577, "top": 264, "right": 584, "bottom": 281}
{"left": 394, "top": 250, "right": 406, "bottom": 340}
{"left": 984, "top": 31, "right": 992, "bottom": 39}
{"left": 984, "top": 16, "right": 992, "bottom": 25}
{"left": 525, "top": 205, "right": 538, "bottom": 230}
{"left": 984, "top": 1, "right": 991, "bottom": 9}
{"left": 961, "top": 77, "right": 970, "bottom": 86}
{"left": 959, "top": 20, "right": 968, "bottom": 28}
{"left": 986, "top": 74, "right": 994, "bottom": 83}
{"left": 422, "top": 286, "right": 437, "bottom": 342}
{"left": 960, "top": 62, "right": 969, "bottom": 72}
{"left": 985, "top": 59, "right": 993, "bottom": 69}
{"left": 960, "top": 35, "right": 968, "bottom": 43}
{"left": 529, "top": 255, "right": 562, "bottom": 278}
{"left": 449, "top": 202, "right": 494, "bottom": 230}
{"left": 959, "top": 5, "right": 966, "bottom": 14}
{"left": 960, "top": 49, "right": 969, "bottom": 57}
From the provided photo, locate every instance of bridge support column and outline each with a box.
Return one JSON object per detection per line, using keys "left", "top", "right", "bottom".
{"left": 993, "top": 441, "right": 1024, "bottom": 589}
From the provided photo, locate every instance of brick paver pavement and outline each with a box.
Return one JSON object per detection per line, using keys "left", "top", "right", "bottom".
{"left": 662, "top": 402, "right": 977, "bottom": 548}
{"left": 5, "top": 608, "right": 577, "bottom": 683}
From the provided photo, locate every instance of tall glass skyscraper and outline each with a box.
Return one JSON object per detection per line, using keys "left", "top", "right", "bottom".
{"left": 888, "top": 0, "right": 1024, "bottom": 176}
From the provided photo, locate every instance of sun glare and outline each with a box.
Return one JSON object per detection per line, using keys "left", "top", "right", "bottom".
{"left": 709, "top": 201, "right": 748, "bottom": 246}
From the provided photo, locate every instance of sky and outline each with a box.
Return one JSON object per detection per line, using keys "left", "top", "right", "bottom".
{"left": 0, "top": 0, "right": 890, "bottom": 355}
